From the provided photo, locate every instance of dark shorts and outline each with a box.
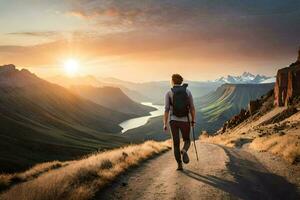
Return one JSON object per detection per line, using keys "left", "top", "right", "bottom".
{"left": 169, "top": 120, "right": 190, "bottom": 141}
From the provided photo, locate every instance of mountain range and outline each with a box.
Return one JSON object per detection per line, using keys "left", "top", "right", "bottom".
{"left": 89, "top": 77, "right": 221, "bottom": 104}
{"left": 48, "top": 72, "right": 274, "bottom": 104}
{"left": 214, "top": 72, "right": 275, "bottom": 84}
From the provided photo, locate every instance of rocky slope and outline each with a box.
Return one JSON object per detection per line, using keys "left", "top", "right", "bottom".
{"left": 201, "top": 49, "right": 300, "bottom": 164}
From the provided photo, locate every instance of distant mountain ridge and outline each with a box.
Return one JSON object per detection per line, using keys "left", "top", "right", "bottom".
{"left": 101, "top": 77, "right": 220, "bottom": 103}
{"left": 48, "top": 72, "right": 274, "bottom": 104}
{"left": 214, "top": 72, "right": 275, "bottom": 84}
{"left": 49, "top": 75, "right": 104, "bottom": 87}
{"left": 70, "top": 85, "right": 155, "bottom": 116}
{"left": 48, "top": 75, "right": 221, "bottom": 103}
{"left": 48, "top": 75, "right": 150, "bottom": 103}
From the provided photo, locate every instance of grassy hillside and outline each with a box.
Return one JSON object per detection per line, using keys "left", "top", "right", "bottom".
{"left": 0, "top": 140, "right": 171, "bottom": 200}
{"left": 70, "top": 85, "right": 155, "bottom": 116}
{"left": 0, "top": 65, "right": 133, "bottom": 173}
{"left": 196, "top": 83, "right": 274, "bottom": 133}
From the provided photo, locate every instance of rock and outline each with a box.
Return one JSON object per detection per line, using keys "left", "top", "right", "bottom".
{"left": 274, "top": 48, "right": 300, "bottom": 106}
{"left": 287, "top": 65, "right": 300, "bottom": 105}
{"left": 248, "top": 99, "right": 261, "bottom": 115}
{"left": 274, "top": 67, "right": 289, "bottom": 106}
{"left": 0, "top": 64, "right": 16, "bottom": 74}
{"left": 0, "top": 64, "right": 39, "bottom": 87}
{"left": 298, "top": 47, "right": 300, "bottom": 62}
{"left": 221, "top": 122, "right": 228, "bottom": 133}
{"left": 279, "top": 131, "right": 285, "bottom": 136}
{"left": 201, "top": 131, "right": 209, "bottom": 137}
{"left": 222, "top": 108, "right": 250, "bottom": 132}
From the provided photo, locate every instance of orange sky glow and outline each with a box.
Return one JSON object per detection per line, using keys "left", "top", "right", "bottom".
{"left": 0, "top": 0, "right": 299, "bottom": 82}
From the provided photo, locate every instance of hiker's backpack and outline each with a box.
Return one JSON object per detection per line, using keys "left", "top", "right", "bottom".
{"left": 170, "top": 84, "right": 190, "bottom": 117}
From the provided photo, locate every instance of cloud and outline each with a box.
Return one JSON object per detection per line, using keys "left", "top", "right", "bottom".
{"left": 66, "top": 0, "right": 300, "bottom": 26}
{"left": 1, "top": 0, "right": 300, "bottom": 78}
{"left": 67, "top": 11, "right": 90, "bottom": 19}
{"left": 66, "top": 0, "right": 145, "bottom": 27}
{"left": 7, "top": 31, "right": 61, "bottom": 38}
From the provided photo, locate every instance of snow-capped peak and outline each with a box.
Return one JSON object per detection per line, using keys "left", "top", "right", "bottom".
{"left": 242, "top": 72, "right": 255, "bottom": 78}
{"left": 214, "top": 72, "right": 274, "bottom": 84}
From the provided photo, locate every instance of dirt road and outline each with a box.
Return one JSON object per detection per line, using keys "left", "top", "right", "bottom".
{"left": 98, "top": 142, "right": 299, "bottom": 200}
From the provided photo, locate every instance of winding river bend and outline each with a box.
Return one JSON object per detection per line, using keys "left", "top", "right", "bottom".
{"left": 119, "top": 102, "right": 164, "bottom": 133}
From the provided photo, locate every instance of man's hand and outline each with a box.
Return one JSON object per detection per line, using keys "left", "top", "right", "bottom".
{"left": 163, "top": 124, "right": 168, "bottom": 132}
{"left": 163, "top": 111, "right": 169, "bottom": 132}
{"left": 191, "top": 121, "right": 196, "bottom": 128}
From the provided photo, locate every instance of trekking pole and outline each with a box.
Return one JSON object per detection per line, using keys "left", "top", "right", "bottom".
{"left": 191, "top": 124, "right": 199, "bottom": 161}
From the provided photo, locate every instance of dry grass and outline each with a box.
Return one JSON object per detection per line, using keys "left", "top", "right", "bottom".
{"left": 250, "top": 132, "right": 300, "bottom": 164}
{"left": 200, "top": 132, "right": 251, "bottom": 148}
{"left": 200, "top": 107, "right": 300, "bottom": 164}
{"left": 0, "top": 174, "right": 12, "bottom": 191}
{"left": 202, "top": 130, "right": 300, "bottom": 164}
{"left": 0, "top": 140, "right": 171, "bottom": 200}
{"left": 0, "top": 161, "right": 68, "bottom": 191}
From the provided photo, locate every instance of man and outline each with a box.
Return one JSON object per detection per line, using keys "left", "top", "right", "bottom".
{"left": 163, "top": 74, "right": 196, "bottom": 170}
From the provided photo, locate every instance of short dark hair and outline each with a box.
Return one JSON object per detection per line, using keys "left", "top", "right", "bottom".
{"left": 172, "top": 74, "right": 183, "bottom": 85}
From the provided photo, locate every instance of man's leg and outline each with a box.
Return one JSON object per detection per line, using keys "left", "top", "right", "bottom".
{"left": 170, "top": 121, "right": 181, "bottom": 164}
{"left": 179, "top": 121, "right": 191, "bottom": 164}
{"left": 179, "top": 121, "right": 191, "bottom": 152}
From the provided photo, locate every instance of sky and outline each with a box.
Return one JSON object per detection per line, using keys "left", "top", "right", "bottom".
{"left": 0, "top": 0, "right": 300, "bottom": 82}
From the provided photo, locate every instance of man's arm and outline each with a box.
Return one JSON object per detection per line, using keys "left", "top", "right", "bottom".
{"left": 163, "top": 111, "right": 169, "bottom": 131}
{"left": 189, "top": 91, "right": 196, "bottom": 126}
{"left": 163, "top": 92, "right": 170, "bottom": 131}
{"left": 190, "top": 107, "right": 196, "bottom": 125}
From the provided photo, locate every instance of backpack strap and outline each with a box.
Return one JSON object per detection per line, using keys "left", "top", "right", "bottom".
{"left": 169, "top": 90, "right": 173, "bottom": 106}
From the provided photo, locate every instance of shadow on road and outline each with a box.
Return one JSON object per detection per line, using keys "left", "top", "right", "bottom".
{"left": 182, "top": 147, "right": 300, "bottom": 200}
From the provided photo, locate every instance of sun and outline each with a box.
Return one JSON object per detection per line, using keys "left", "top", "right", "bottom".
{"left": 64, "top": 59, "right": 79, "bottom": 76}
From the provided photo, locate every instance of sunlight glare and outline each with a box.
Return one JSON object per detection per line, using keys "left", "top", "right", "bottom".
{"left": 64, "top": 59, "right": 79, "bottom": 76}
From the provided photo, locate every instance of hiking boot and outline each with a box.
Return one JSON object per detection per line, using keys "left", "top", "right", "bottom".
{"left": 177, "top": 162, "right": 183, "bottom": 171}
{"left": 181, "top": 150, "right": 190, "bottom": 164}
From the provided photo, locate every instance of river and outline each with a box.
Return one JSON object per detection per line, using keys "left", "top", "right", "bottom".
{"left": 119, "top": 102, "right": 164, "bottom": 133}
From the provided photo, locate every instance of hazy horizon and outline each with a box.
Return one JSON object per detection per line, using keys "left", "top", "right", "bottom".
{"left": 11, "top": 65, "right": 275, "bottom": 83}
